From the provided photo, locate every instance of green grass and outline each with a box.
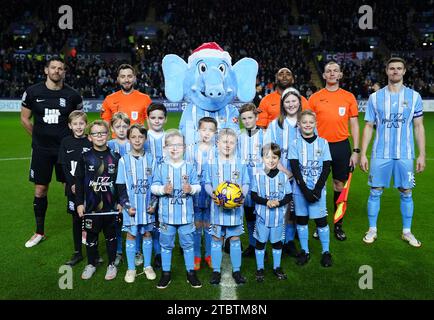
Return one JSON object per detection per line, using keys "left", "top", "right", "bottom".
{"left": 1, "top": 112, "right": 433, "bottom": 300}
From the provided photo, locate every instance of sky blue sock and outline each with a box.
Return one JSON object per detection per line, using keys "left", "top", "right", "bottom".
{"left": 296, "top": 224, "right": 309, "bottom": 253}
{"left": 272, "top": 248, "right": 282, "bottom": 269}
{"left": 318, "top": 225, "right": 330, "bottom": 253}
{"left": 255, "top": 249, "right": 265, "bottom": 270}
{"left": 285, "top": 223, "right": 296, "bottom": 243}
{"left": 247, "top": 221, "right": 256, "bottom": 246}
{"left": 211, "top": 239, "right": 222, "bottom": 272}
{"left": 125, "top": 239, "right": 136, "bottom": 270}
{"left": 142, "top": 237, "right": 152, "bottom": 268}
{"left": 161, "top": 247, "right": 172, "bottom": 272}
{"left": 135, "top": 236, "right": 142, "bottom": 254}
{"left": 368, "top": 189, "right": 382, "bottom": 228}
{"left": 183, "top": 246, "right": 195, "bottom": 271}
{"left": 230, "top": 239, "right": 242, "bottom": 272}
{"left": 400, "top": 192, "right": 414, "bottom": 230}
{"left": 194, "top": 227, "right": 202, "bottom": 257}
{"left": 204, "top": 227, "right": 212, "bottom": 257}
{"left": 153, "top": 230, "right": 161, "bottom": 255}
{"left": 116, "top": 225, "right": 123, "bottom": 254}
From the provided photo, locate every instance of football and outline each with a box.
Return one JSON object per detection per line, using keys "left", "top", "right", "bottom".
{"left": 214, "top": 181, "right": 243, "bottom": 209}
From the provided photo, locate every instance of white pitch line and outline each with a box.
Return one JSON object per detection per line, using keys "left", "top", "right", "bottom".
{"left": 0, "top": 157, "right": 30, "bottom": 161}
{"left": 219, "top": 252, "right": 238, "bottom": 300}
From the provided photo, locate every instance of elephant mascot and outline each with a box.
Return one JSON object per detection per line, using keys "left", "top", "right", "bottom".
{"left": 162, "top": 42, "right": 258, "bottom": 146}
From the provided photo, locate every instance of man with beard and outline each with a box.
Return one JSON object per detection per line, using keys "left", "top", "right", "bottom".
{"left": 100, "top": 64, "right": 153, "bottom": 268}
{"left": 256, "top": 68, "right": 308, "bottom": 129}
{"left": 101, "top": 64, "right": 152, "bottom": 128}
{"left": 21, "top": 57, "right": 83, "bottom": 247}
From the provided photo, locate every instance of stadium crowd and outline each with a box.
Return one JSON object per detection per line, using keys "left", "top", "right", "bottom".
{"left": 0, "top": 0, "right": 432, "bottom": 99}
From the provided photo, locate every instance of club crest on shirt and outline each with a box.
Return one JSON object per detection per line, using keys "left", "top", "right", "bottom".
{"left": 182, "top": 175, "right": 189, "bottom": 183}
{"left": 59, "top": 98, "right": 66, "bottom": 107}
{"left": 88, "top": 165, "right": 95, "bottom": 172}
{"left": 232, "top": 170, "right": 240, "bottom": 181}
{"left": 131, "top": 111, "right": 138, "bottom": 121}
{"left": 108, "top": 164, "right": 116, "bottom": 174}
{"left": 338, "top": 106, "right": 346, "bottom": 116}
{"left": 315, "top": 149, "right": 322, "bottom": 157}
{"left": 145, "top": 168, "right": 152, "bottom": 176}
{"left": 403, "top": 101, "right": 408, "bottom": 108}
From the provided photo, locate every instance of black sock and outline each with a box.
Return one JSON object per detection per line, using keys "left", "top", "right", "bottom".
{"left": 86, "top": 232, "right": 98, "bottom": 266}
{"left": 34, "top": 196, "right": 47, "bottom": 235}
{"left": 73, "top": 215, "right": 83, "bottom": 254}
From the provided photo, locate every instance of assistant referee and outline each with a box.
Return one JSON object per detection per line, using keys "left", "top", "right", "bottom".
{"left": 21, "top": 57, "right": 83, "bottom": 248}
{"left": 307, "top": 61, "right": 360, "bottom": 241}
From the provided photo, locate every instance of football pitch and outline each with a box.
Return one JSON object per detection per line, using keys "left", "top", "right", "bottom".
{"left": 0, "top": 112, "right": 433, "bottom": 300}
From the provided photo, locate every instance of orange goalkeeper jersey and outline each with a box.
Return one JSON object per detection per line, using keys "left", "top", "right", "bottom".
{"left": 307, "top": 88, "right": 358, "bottom": 143}
{"left": 100, "top": 89, "right": 152, "bottom": 125}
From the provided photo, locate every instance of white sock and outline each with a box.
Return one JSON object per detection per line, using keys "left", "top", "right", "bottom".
{"left": 403, "top": 228, "right": 411, "bottom": 234}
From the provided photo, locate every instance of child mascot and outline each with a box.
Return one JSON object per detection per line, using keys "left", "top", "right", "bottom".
{"left": 162, "top": 42, "right": 258, "bottom": 146}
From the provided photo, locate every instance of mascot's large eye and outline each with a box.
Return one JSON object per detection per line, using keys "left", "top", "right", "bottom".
{"left": 218, "top": 64, "right": 226, "bottom": 74}
{"left": 198, "top": 62, "right": 207, "bottom": 73}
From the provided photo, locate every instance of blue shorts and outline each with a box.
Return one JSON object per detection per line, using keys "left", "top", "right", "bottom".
{"left": 293, "top": 192, "right": 328, "bottom": 219}
{"left": 369, "top": 158, "right": 415, "bottom": 189}
{"left": 194, "top": 206, "right": 211, "bottom": 223}
{"left": 254, "top": 217, "right": 284, "bottom": 244}
{"left": 159, "top": 222, "right": 195, "bottom": 250}
{"left": 210, "top": 224, "right": 244, "bottom": 239}
{"left": 122, "top": 223, "right": 154, "bottom": 237}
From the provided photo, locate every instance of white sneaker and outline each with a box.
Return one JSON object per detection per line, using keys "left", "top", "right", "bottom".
{"left": 124, "top": 269, "right": 136, "bottom": 283}
{"left": 25, "top": 233, "right": 45, "bottom": 248}
{"left": 144, "top": 266, "right": 156, "bottom": 280}
{"left": 81, "top": 264, "right": 96, "bottom": 280}
{"left": 363, "top": 229, "right": 377, "bottom": 244}
{"left": 402, "top": 232, "right": 421, "bottom": 248}
{"left": 105, "top": 264, "right": 117, "bottom": 280}
{"left": 135, "top": 252, "right": 144, "bottom": 267}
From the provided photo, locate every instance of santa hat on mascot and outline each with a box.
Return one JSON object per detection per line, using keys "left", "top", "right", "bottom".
{"left": 188, "top": 42, "right": 232, "bottom": 65}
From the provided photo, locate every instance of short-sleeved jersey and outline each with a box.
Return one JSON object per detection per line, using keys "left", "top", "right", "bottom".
{"left": 107, "top": 139, "right": 131, "bottom": 157}
{"left": 251, "top": 169, "right": 292, "bottom": 227}
{"left": 58, "top": 136, "right": 92, "bottom": 187}
{"left": 264, "top": 118, "right": 298, "bottom": 168}
{"left": 365, "top": 86, "right": 423, "bottom": 160}
{"left": 75, "top": 148, "right": 121, "bottom": 215}
{"left": 257, "top": 91, "right": 309, "bottom": 128}
{"left": 116, "top": 152, "right": 155, "bottom": 226}
{"left": 238, "top": 128, "right": 264, "bottom": 170}
{"left": 289, "top": 136, "right": 332, "bottom": 195}
{"left": 144, "top": 130, "right": 166, "bottom": 166}
{"left": 205, "top": 159, "right": 249, "bottom": 226}
{"left": 100, "top": 90, "right": 151, "bottom": 125}
{"left": 186, "top": 143, "right": 216, "bottom": 208}
{"left": 152, "top": 161, "right": 199, "bottom": 225}
{"left": 21, "top": 82, "right": 83, "bottom": 151}
{"left": 179, "top": 104, "right": 240, "bottom": 147}
{"left": 307, "top": 88, "right": 358, "bottom": 143}
{"left": 238, "top": 129, "right": 265, "bottom": 207}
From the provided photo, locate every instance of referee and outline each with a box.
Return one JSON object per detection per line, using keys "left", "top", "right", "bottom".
{"left": 21, "top": 57, "right": 83, "bottom": 248}
{"left": 307, "top": 61, "right": 360, "bottom": 241}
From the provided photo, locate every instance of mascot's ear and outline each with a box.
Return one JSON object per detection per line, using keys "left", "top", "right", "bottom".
{"left": 162, "top": 54, "right": 188, "bottom": 102}
{"left": 232, "top": 58, "right": 258, "bottom": 102}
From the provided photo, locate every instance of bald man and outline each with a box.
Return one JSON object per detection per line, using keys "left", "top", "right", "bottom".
{"left": 257, "top": 68, "right": 308, "bottom": 129}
